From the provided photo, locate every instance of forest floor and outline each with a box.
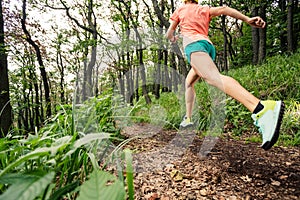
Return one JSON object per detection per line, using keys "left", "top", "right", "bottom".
{"left": 121, "top": 123, "right": 300, "bottom": 200}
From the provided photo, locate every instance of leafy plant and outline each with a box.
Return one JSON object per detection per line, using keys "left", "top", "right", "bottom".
{"left": 279, "top": 100, "right": 300, "bottom": 146}
{"left": 0, "top": 94, "right": 134, "bottom": 199}
{"left": 77, "top": 170, "right": 125, "bottom": 200}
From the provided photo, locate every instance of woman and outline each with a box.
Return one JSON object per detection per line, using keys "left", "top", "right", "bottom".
{"left": 166, "top": 0, "right": 285, "bottom": 150}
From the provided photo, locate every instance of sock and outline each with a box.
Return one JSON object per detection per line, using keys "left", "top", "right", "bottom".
{"left": 253, "top": 102, "right": 264, "bottom": 114}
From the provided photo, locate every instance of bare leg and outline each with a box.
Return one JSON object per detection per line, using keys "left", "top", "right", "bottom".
{"left": 185, "top": 68, "right": 200, "bottom": 118}
{"left": 190, "top": 52, "right": 260, "bottom": 112}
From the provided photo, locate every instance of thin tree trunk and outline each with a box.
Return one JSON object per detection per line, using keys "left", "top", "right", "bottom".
{"left": 221, "top": 15, "right": 228, "bottom": 71}
{"left": 258, "top": 4, "right": 267, "bottom": 63}
{"left": 251, "top": 7, "right": 259, "bottom": 65}
{"left": 279, "top": 0, "right": 287, "bottom": 52}
{"left": 164, "top": 50, "right": 171, "bottom": 92}
{"left": 22, "top": 0, "right": 51, "bottom": 117}
{"left": 155, "top": 50, "right": 163, "bottom": 99}
{"left": 28, "top": 63, "right": 40, "bottom": 129}
{"left": 170, "top": 52, "right": 178, "bottom": 92}
{"left": 135, "top": 66, "right": 139, "bottom": 102}
{"left": 287, "top": 0, "right": 294, "bottom": 52}
{"left": 56, "top": 43, "right": 65, "bottom": 103}
{"left": 0, "top": 0, "right": 12, "bottom": 136}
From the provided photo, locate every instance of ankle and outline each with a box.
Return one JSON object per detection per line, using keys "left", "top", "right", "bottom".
{"left": 253, "top": 101, "right": 264, "bottom": 114}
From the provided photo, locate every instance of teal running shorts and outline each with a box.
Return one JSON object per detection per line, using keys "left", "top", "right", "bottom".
{"left": 184, "top": 40, "right": 216, "bottom": 64}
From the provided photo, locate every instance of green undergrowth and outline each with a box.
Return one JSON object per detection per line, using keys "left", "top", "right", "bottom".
{"left": 126, "top": 52, "right": 300, "bottom": 147}
{"left": 0, "top": 89, "right": 134, "bottom": 200}
{"left": 0, "top": 52, "right": 299, "bottom": 200}
{"left": 225, "top": 52, "right": 300, "bottom": 146}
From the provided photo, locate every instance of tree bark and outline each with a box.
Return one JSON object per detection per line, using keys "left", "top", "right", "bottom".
{"left": 287, "top": 0, "right": 294, "bottom": 52}
{"left": 258, "top": 4, "right": 267, "bottom": 63}
{"left": 21, "top": 0, "right": 51, "bottom": 118}
{"left": 0, "top": 0, "right": 12, "bottom": 136}
{"left": 279, "top": 0, "right": 288, "bottom": 52}
{"left": 251, "top": 7, "right": 259, "bottom": 65}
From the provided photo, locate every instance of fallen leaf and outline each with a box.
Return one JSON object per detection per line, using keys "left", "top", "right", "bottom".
{"left": 240, "top": 175, "right": 252, "bottom": 182}
{"left": 170, "top": 170, "right": 184, "bottom": 181}
{"left": 200, "top": 189, "right": 207, "bottom": 196}
{"left": 285, "top": 162, "right": 292, "bottom": 166}
{"left": 279, "top": 175, "right": 288, "bottom": 180}
{"left": 271, "top": 178, "right": 281, "bottom": 186}
{"left": 145, "top": 193, "right": 159, "bottom": 200}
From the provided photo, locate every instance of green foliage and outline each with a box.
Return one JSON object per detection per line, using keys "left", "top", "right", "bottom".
{"left": 118, "top": 92, "right": 182, "bottom": 129}
{"left": 0, "top": 172, "right": 55, "bottom": 200}
{"left": 77, "top": 170, "right": 125, "bottom": 200}
{"left": 194, "top": 82, "right": 212, "bottom": 131}
{"left": 126, "top": 52, "right": 300, "bottom": 146}
{"left": 0, "top": 92, "right": 134, "bottom": 199}
{"left": 280, "top": 100, "right": 300, "bottom": 146}
{"left": 228, "top": 51, "right": 300, "bottom": 100}
{"left": 225, "top": 98, "right": 250, "bottom": 136}
{"left": 225, "top": 52, "right": 300, "bottom": 144}
{"left": 124, "top": 149, "right": 134, "bottom": 200}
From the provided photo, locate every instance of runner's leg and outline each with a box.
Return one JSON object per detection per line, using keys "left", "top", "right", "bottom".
{"left": 190, "top": 52, "right": 260, "bottom": 112}
{"left": 185, "top": 68, "right": 200, "bottom": 118}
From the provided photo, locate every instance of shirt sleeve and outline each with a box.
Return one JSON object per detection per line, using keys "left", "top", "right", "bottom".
{"left": 170, "top": 8, "right": 180, "bottom": 22}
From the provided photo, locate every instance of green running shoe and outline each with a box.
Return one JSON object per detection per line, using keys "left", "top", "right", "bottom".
{"left": 180, "top": 116, "right": 194, "bottom": 128}
{"left": 251, "top": 100, "right": 285, "bottom": 150}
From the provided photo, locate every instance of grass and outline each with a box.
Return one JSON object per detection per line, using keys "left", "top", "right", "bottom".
{"left": 0, "top": 91, "right": 135, "bottom": 200}
{"left": 0, "top": 51, "right": 299, "bottom": 200}
{"left": 224, "top": 52, "right": 300, "bottom": 146}
{"left": 121, "top": 51, "right": 300, "bottom": 147}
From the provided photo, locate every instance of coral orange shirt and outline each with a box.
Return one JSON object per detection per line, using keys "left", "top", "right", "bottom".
{"left": 170, "top": 4, "right": 212, "bottom": 48}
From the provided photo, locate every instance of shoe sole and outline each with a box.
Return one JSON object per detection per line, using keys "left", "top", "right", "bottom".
{"left": 262, "top": 101, "right": 285, "bottom": 150}
{"left": 180, "top": 123, "right": 194, "bottom": 129}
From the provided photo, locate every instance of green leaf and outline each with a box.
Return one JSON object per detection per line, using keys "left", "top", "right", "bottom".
{"left": 0, "top": 172, "right": 55, "bottom": 200}
{"left": 77, "top": 170, "right": 125, "bottom": 200}
{"left": 0, "top": 147, "right": 51, "bottom": 177}
{"left": 73, "top": 133, "right": 112, "bottom": 148}
{"left": 124, "top": 149, "right": 134, "bottom": 200}
{"left": 48, "top": 181, "right": 80, "bottom": 200}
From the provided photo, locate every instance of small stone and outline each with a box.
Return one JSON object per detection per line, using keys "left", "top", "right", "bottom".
{"left": 229, "top": 196, "right": 237, "bottom": 200}
{"left": 200, "top": 189, "right": 207, "bottom": 196}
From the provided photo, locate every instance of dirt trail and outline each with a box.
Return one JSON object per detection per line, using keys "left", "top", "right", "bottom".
{"left": 122, "top": 124, "right": 300, "bottom": 200}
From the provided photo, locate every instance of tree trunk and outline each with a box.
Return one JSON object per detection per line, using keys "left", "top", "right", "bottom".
{"left": 170, "top": 52, "right": 178, "bottom": 92}
{"left": 294, "top": 0, "right": 299, "bottom": 50}
{"left": 22, "top": 0, "right": 51, "bottom": 118}
{"left": 0, "top": 0, "right": 12, "bottom": 136}
{"left": 279, "top": 0, "right": 287, "bottom": 52}
{"left": 139, "top": 49, "right": 151, "bottom": 104}
{"left": 28, "top": 64, "right": 40, "bottom": 129}
{"left": 251, "top": 7, "right": 259, "bottom": 65}
{"left": 56, "top": 38, "right": 65, "bottom": 103}
{"left": 221, "top": 15, "right": 228, "bottom": 71}
{"left": 154, "top": 49, "right": 163, "bottom": 99}
{"left": 258, "top": 4, "right": 267, "bottom": 63}
{"left": 163, "top": 49, "right": 171, "bottom": 92}
{"left": 118, "top": 70, "right": 125, "bottom": 98}
{"left": 287, "top": 0, "right": 294, "bottom": 52}
{"left": 135, "top": 66, "right": 140, "bottom": 102}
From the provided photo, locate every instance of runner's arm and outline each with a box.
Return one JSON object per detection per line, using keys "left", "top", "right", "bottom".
{"left": 166, "top": 20, "right": 179, "bottom": 43}
{"left": 210, "top": 6, "right": 266, "bottom": 28}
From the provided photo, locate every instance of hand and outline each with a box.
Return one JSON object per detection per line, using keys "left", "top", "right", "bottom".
{"left": 170, "top": 35, "right": 179, "bottom": 43}
{"left": 247, "top": 17, "right": 266, "bottom": 28}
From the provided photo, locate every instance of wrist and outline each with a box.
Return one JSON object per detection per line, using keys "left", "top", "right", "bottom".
{"left": 243, "top": 16, "right": 250, "bottom": 23}
{"left": 170, "top": 36, "right": 176, "bottom": 43}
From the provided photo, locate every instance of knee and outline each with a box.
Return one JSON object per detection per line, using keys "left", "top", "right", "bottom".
{"left": 185, "top": 79, "right": 195, "bottom": 89}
